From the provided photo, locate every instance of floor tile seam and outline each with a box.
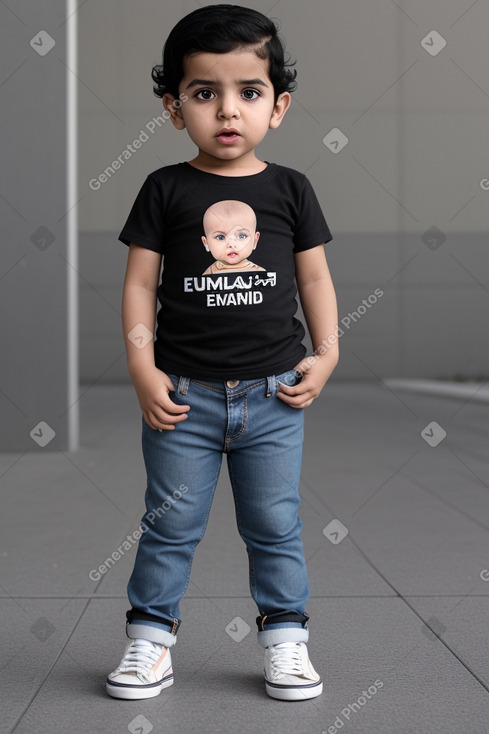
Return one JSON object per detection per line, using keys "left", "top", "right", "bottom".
{"left": 399, "top": 463, "right": 489, "bottom": 534}
{"left": 340, "top": 535, "right": 489, "bottom": 690}
{"left": 394, "top": 591, "right": 489, "bottom": 696}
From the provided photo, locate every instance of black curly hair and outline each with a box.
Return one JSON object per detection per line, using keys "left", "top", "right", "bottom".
{"left": 151, "top": 4, "right": 297, "bottom": 103}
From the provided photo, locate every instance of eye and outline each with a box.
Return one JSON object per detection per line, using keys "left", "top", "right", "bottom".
{"left": 242, "top": 88, "right": 260, "bottom": 100}
{"left": 215, "top": 234, "right": 225, "bottom": 241}
{"left": 195, "top": 89, "right": 215, "bottom": 100}
{"left": 238, "top": 233, "right": 248, "bottom": 239}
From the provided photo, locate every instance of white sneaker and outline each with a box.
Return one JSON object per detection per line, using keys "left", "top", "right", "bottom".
{"left": 106, "top": 638, "right": 173, "bottom": 700}
{"left": 264, "top": 642, "right": 323, "bottom": 701}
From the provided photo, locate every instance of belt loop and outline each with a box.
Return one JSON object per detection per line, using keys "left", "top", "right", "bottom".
{"left": 177, "top": 376, "right": 190, "bottom": 395}
{"left": 266, "top": 376, "right": 275, "bottom": 398}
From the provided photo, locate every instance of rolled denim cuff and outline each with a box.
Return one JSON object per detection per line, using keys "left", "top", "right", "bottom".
{"left": 257, "top": 625, "right": 309, "bottom": 648}
{"left": 126, "top": 623, "right": 177, "bottom": 647}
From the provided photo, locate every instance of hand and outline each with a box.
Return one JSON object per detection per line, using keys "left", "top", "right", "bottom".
{"left": 131, "top": 367, "right": 190, "bottom": 430}
{"left": 276, "top": 357, "right": 333, "bottom": 409}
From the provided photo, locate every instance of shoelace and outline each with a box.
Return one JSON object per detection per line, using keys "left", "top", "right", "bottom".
{"left": 116, "top": 639, "right": 163, "bottom": 680}
{"left": 269, "top": 642, "right": 305, "bottom": 678}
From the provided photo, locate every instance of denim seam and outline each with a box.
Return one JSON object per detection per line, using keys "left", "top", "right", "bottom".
{"left": 225, "top": 393, "right": 248, "bottom": 450}
{"left": 230, "top": 380, "right": 266, "bottom": 399}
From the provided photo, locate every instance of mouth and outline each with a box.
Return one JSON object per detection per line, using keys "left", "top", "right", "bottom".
{"left": 216, "top": 128, "right": 241, "bottom": 145}
{"left": 227, "top": 252, "right": 239, "bottom": 258}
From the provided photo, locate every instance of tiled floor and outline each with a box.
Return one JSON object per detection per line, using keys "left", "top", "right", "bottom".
{"left": 1, "top": 381, "right": 488, "bottom": 733}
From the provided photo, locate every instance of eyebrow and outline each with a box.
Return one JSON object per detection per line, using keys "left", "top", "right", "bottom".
{"left": 211, "top": 227, "right": 251, "bottom": 236}
{"left": 186, "top": 78, "right": 269, "bottom": 90}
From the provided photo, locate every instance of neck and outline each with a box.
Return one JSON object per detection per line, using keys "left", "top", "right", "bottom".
{"left": 188, "top": 151, "right": 267, "bottom": 177}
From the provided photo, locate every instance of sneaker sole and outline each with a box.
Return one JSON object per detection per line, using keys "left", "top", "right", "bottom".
{"left": 265, "top": 679, "right": 323, "bottom": 701}
{"left": 106, "top": 673, "right": 174, "bottom": 700}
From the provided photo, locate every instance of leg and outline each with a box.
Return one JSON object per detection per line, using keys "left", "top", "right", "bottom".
{"left": 224, "top": 370, "right": 322, "bottom": 701}
{"left": 224, "top": 370, "right": 310, "bottom": 648}
{"left": 126, "top": 375, "right": 226, "bottom": 647}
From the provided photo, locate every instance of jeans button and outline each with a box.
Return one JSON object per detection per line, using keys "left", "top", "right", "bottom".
{"left": 226, "top": 379, "right": 240, "bottom": 388}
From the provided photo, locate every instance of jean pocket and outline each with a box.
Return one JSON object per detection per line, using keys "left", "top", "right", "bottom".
{"left": 276, "top": 368, "right": 303, "bottom": 389}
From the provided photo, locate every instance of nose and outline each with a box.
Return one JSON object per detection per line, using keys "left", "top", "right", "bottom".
{"left": 218, "top": 93, "right": 240, "bottom": 120}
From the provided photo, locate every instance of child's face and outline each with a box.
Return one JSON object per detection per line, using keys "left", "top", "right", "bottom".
{"left": 164, "top": 48, "right": 290, "bottom": 165}
{"left": 202, "top": 211, "right": 260, "bottom": 266}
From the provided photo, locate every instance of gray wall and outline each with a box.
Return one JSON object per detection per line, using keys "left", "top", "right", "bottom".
{"left": 1, "top": 0, "right": 78, "bottom": 451}
{"left": 78, "top": 0, "right": 488, "bottom": 383}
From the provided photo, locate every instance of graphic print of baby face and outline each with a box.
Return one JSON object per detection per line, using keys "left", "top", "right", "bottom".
{"left": 201, "top": 200, "right": 264, "bottom": 274}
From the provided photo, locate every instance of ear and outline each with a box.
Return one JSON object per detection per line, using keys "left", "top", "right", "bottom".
{"left": 201, "top": 235, "right": 209, "bottom": 251}
{"left": 269, "top": 92, "right": 291, "bottom": 130}
{"left": 163, "top": 94, "right": 186, "bottom": 130}
{"left": 253, "top": 231, "right": 260, "bottom": 249}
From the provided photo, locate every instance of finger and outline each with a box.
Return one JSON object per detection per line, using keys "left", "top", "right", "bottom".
{"left": 155, "top": 409, "right": 189, "bottom": 426}
{"left": 277, "top": 392, "right": 314, "bottom": 409}
{"left": 276, "top": 381, "right": 301, "bottom": 396}
{"left": 278, "top": 395, "right": 314, "bottom": 410}
{"left": 277, "top": 380, "right": 310, "bottom": 398}
{"left": 158, "top": 396, "right": 191, "bottom": 414}
{"left": 159, "top": 402, "right": 191, "bottom": 415}
{"left": 149, "top": 414, "right": 187, "bottom": 431}
{"left": 143, "top": 413, "right": 175, "bottom": 431}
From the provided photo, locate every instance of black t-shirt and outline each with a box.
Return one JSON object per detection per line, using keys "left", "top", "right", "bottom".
{"left": 118, "top": 161, "right": 332, "bottom": 379}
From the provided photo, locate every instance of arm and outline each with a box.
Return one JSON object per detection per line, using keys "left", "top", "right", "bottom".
{"left": 122, "top": 243, "right": 190, "bottom": 429}
{"left": 277, "top": 244, "right": 339, "bottom": 409}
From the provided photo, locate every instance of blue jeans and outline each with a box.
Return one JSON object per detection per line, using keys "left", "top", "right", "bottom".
{"left": 126, "top": 368, "right": 311, "bottom": 649}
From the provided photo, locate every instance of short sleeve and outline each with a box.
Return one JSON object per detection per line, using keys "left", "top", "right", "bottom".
{"left": 118, "top": 174, "right": 164, "bottom": 253}
{"left": 293, "top": 176, "right": 333, "bottom": 253}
